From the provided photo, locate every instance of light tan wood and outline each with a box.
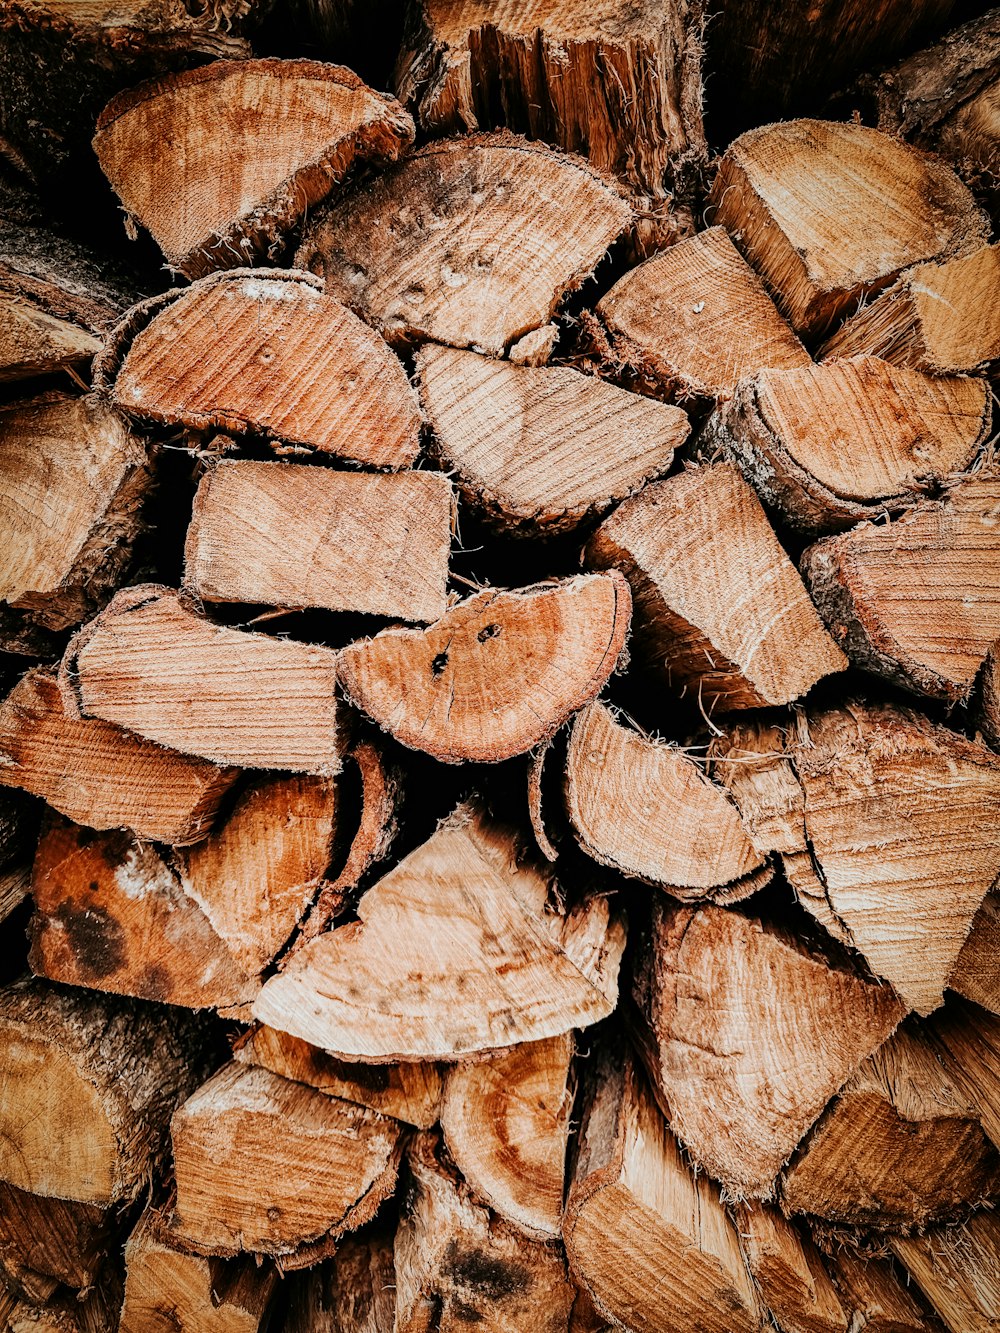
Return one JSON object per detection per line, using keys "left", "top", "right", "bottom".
{"left": 564, "top": 702, "right": 770, "bottom": 900}
{"left": 709, "top": 119, "right": 988, "bottom": 340}
{"left": 826, "top": 1250, "right": 937, "bottom": 1333}
{"left": 0, "top": 296, "right": 101, "bottom": 383}
{"left": 951, "top": 893, "right": 1000, "bottom": 1016}
{"left": 282, "top": 1229, "right": 395, "bottom": 1333}
{"left": 415, "top": 342, "right": 687, "bottom": 532}
{"left": 0, "top": 668, "right": 236, "bottom": 846}
{"left": 734, "top": 1205, "right": 846, "bottom": 1333}
{"left": 704, "top": 356, "right": 989, "bottom": 534}
{"left": 588, "top": 462, "right": 846, "bottom": 711}
{"left": 892, "top": 1212, "right": 1000, "bottom": 1333}
{"left": 338, "top": 573, "right": 630, "bottom": 763}
{"left": 926, "top": 998, "right": 1000, "bottom": 1152}
{"left": 297, "top": 132, "right": 632, "bottom": 355}
{"left": 64, "top": 584, "right": 341, "bottom": 774}
{"left": 101, "top": 269, "right": 422, "bottom": 468}
{"left": 254, "top": 806, "right": 625, "bottom": 1061}
{"left": 0, "top": 1183, "right": 111, "bottom": 1299}
{"left": 170, "top": 1061, "right": 404, "bottom": 1263}
{"left": 93, "top": 58, "right": 414, "bottom": 277}
{"left": 564, "top": 1040, "right": 762, "bottom": 1333}
{"left": 510, "top": 324, "right": 559, "bottom": 365}
{"left": 441, "top": 1034, "right": 573, "bottom": 1239}
{"left": 633, "top": 901, "right": 905, "bottom": 1198}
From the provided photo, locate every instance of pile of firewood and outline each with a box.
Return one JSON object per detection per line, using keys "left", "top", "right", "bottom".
{"left": 2, "top": 1, "right": 1000, "bottom": 1329}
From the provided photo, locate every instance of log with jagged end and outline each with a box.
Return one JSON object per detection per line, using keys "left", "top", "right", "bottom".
{"left": 0, "top": 1183, "right": 113, "bottom": 1303}
{"left": 632, "top": 900, "right": 905, "bottom": 1199}
{"left": 926, "top": 997, "right": 1000, "bottom": 1150}
{"left": 254, "top": 806, "right": 626, "bottom": 1061}
{"left": 283, "top": 1227, "right": 396, "bottom": 1333}
{"left": 168, "top": 1061, "right": 404, "bottom": 1265}
{"left": 591, "top": 227, "right": 811, "bottom": 404}
{"left": 4, "top": 1266, "right": 124, "bottom": 1333}
{"left": 825, "top": 1250, "right": 939, "bottom": 1333}
{"left": 0, "top": 977, "right": 212, "bottom": 1206}
{"left": 337, "top": 573, "right": 630, "bottom": 764}
{"left": 803, "top": 476, "right": 1000, "bottom": 704}
{"left": 414, "top": 343, "right": 688, "bottom": 533}
{"left": 892, "top": 1211, "right": 1000, "bottom": 1333}
{"left": 587, "top": 462, "right": 846, "bottom": 712}
{"left": 701, "top": 357, "right": 990, "bottom": 535}
{"left": 98, "top": 270, "right": 422, "bottom": 468}
{"left": 440, "top": 1034, "right": 573, "bottom": 1240}
{"left": 564, "top": 1039, "right": 763, "bottom": 1333}
{"left": 395, "top": 1130, "right": 578, "bottom": 1333}
{"left": 950, "top": 893, "right": 1000, "bottom": 1016}
{"left": 63, "top": 585, "right": 341, "bottom": 773}
{"left": 733, "top": 1205, "right": 847, "bottom": 1333}
{"left": 708, "top": 119, "right": 989, "bottom": 340}
{"left": 93, "top": 58, "right": 414, "bottom": 277}
{"left": 780, "top": 1021, "right": 1000, "bottom": 1230}
{"left": 564, "top": 702, "right": 771, "bottom": 902}
{"left": 0, "top": 668, "right": 236, "bottom": 846}
{"left": 296, "top": 133, "right": 633, "bottom": 355}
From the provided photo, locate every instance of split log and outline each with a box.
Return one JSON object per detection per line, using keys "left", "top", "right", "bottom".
{"left": 780, "top": 1022, "right": 1000, "bottom": 1230}
{"left": 0, "top": 1183, "right": 112, "bottom": 1300}
{"left": 185, "top": 461, "right": 452, "bottom": 621}
{"left": 283, "top": 1228, "right": 395, "bottom": 1333}
{"left": 337, "top": 573, "right": 630, "bottom": 763}
{"left": 440, "top": 1034, "right": 573, "bottom": 1239}
{"left": 93, "top": 58, "right": 414, "bottom": 277}
{"left": 414, "top": 343, "right": 688, "bottom": 533}
{"left": 296, "top": 133, "right": 633, "bottom": 355}
{"left": 63, "top": 585, "right": 342, "bottom": 774}
{"left": 825, "top": 1250, "right": 938, "bottom": 1333}
{"left": 977, "top": 639, "right": 1000, "bottom": 748}
{"left": 169, "top": 1061, "right": 404, "bottom": 1264}
{"left": 820, "top": 245, "right": 1000, "bottom": 372}
{"left": 702, "top": 357, "right": 989, "bottom": 534}
{"left": 803, "top": 475, "right": 1000, "bottom": 704}
{"left": 4, "top": 1267, "right": 124, "bottom": 1333}
{"left": 564, "top": 702, "right": 771, "bottom": 901}
{"left": 926, "top": 998, "right": 1000, "bottom": 1151}
{"left": 950, "top": 893, "right": 1000, "bottom": 1016}
{"left": 592, "top": 227, "right": 810, "bottom": 404}
{"left": 254, "top": 806, "right": 626, "bottom": 1061}
{"left": 564, "top": 1041, "right": 762, "bottom": 1333}
{"left": 98, "top": 270, "right": 422, "bottom": 468}
{"left": 587, "top": 462, "right": 846, "bottom": 711}
{"left": 0, "top": 668, "right": 236, "bottom": 846}
{"left": 733, "top": 1205, "right": 847, "bottom": 1333}
{"left": 0, "top": 977, "right": 211, "bottom": 1205}
{"left": 632, "top": 900, "right": 906, "bottom": 1198}
{"left": 708, "top": 120, "right": 988, "bottom": 340}
{"left": 892, "top": 1212, "right": 1000, "bottom": 1333}
{"left": 395, "top": 1130, "right": 577, "bottom": 1333}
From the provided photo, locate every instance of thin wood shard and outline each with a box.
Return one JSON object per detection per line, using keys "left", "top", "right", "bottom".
{"left": 283, "top": 1229, "right": 396, "bottom": 1333}
{"left": 950, "top": 893, "right": 1000, "bottom": 1016}
{"left": 734, "top": 1204, "right": 847, "bottom": 1333}
{"left": 588, "top": 463, "right": 846, "bottom": 711}
{"left": 338, "top": 573, "right": 630, "bottom": 764}
{"left": 101, "top": 269, "right": 422, "bottom": 468}
{"left": 64, "top": 585, "right": 341, "bottom": 774}
{"left": 254, "top": 806, "right": 626, "bottom": 1061}
{"left": 892, "top": 1212, "right": 1000, "bottom": 1333}
{"left": 93, "top": 58, "right": 414, "bottom": 277}
{"left": 704, "top": 356, "right": 990, "bottom": 534}
{"left": 708, "top": 119, "right": 989, "bottom": 340}
{"left": 632, "top": 901, "right": 905, "bottom": 1198}
{"left": 415, "top": 343, "right": 688, "bottom": 532}
{"left": 297, "top": 133, "right": 633, "bottom": 355}
{"left": 564, "top": 702, "right": 770, "bottom": 901}
{"left": 0, "top": 668, "right": 236, "bottom": 846}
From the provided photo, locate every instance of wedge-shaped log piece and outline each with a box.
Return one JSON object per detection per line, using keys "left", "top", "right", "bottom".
{"left": 0, "top": 977, "right": 211, "bottom": 1205}
{"left": 255, "top": 806, "right": 626, "bottom": 1061}
{"left": 782, "top": 1022, "right": 1000, "bottom": 1230}
{"left": 950, "top": 894, "right": 1000, "bottom": 1016}
{"left": 234, "top": 1025, "right": 442, "bottom": 1128}
{"left": 826, "top": 1251, "right": 936, "bottom": 1333}
{"left": 170, "top": 1061, "right": 404, "bottom": 1263}
{"left": 892, "top": 1213, "right": 1000, "bottom": 1333}
{"left": 101, "top": 270, "right": 422, "bottom": 468}
{"left": 415, "top": 343, "right": 687, "bottom": 532}
{"left": 588, "top": 463, "right": 845, "bottom": 711}
{"left": 441, "top": 1034, "right": 572, "bottom": 1240}
{"left": 565, "top": 1041, "right": 762, "bottom": 1333}
{"left": 94, "top": 59, "right": 414, "bottom": 277}
{"left": 0, "top": 297, "right": 101, "bottom": 384}
{"left": 0, "top": 1183, "right": 111, "bottom": 1299}
{"left": 185, "top": 461, "right": 451, "bottom": 620}
{"left": 633, "top": 901, "right": 905, "bottom": 1198}
{"left": 65, "top": 585, "right": 341, "bottom": 773}
{"left": 734, "top": 1205, "right": 846, "bottom": 1333}
{"left": 926, "top": 998, "right": 1000, "bottom": 1152}
{"left": 338, "top": 573, "right": 630, "bottom": 763}
{"left": 283, "top": 1229, "right": 395, "bottom": 1333}
{"left": 706, "top": 357, "right": 990, "bottom": 534}
{"left": 298, "top": 133, "right": 632, "bottom": 355}
{"left": 709, "top": 120, "right": 988, "bottom": 340}
{"left": 565, "top": 702, "right": 770, "bottom": 901}
{"left": 0, "top": 668, "right": 235, "bottom": 845}
{"left": 804, "top": 476, "right": 1000, "bottom": 703}
{"left": 396, "top": 1130, "right": 576, "bottom": 1332}
{"left": 594, "top": 227, "right": 810, "bottom": 403}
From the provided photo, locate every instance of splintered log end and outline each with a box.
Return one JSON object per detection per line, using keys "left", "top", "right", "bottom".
{"left": 734, "top": 1204, "right": 847, "bottom": 1333}
{"left": 94, "top": 59, "right": 414, "bottom": 277}
{"left": 891, "top": 1212, "right": 1000, "bottom": 1333}
{"left": 0, "top": 1182, "right": 112, "bottom": 1297}
{"left": 337, "top": 573, "right": 631, "bottom": 764}
{"left": 297, "top": 133, "right": 633, "bottom": 355}
{"left": 0, "top": 295, "right": 102, "bottom": 382}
